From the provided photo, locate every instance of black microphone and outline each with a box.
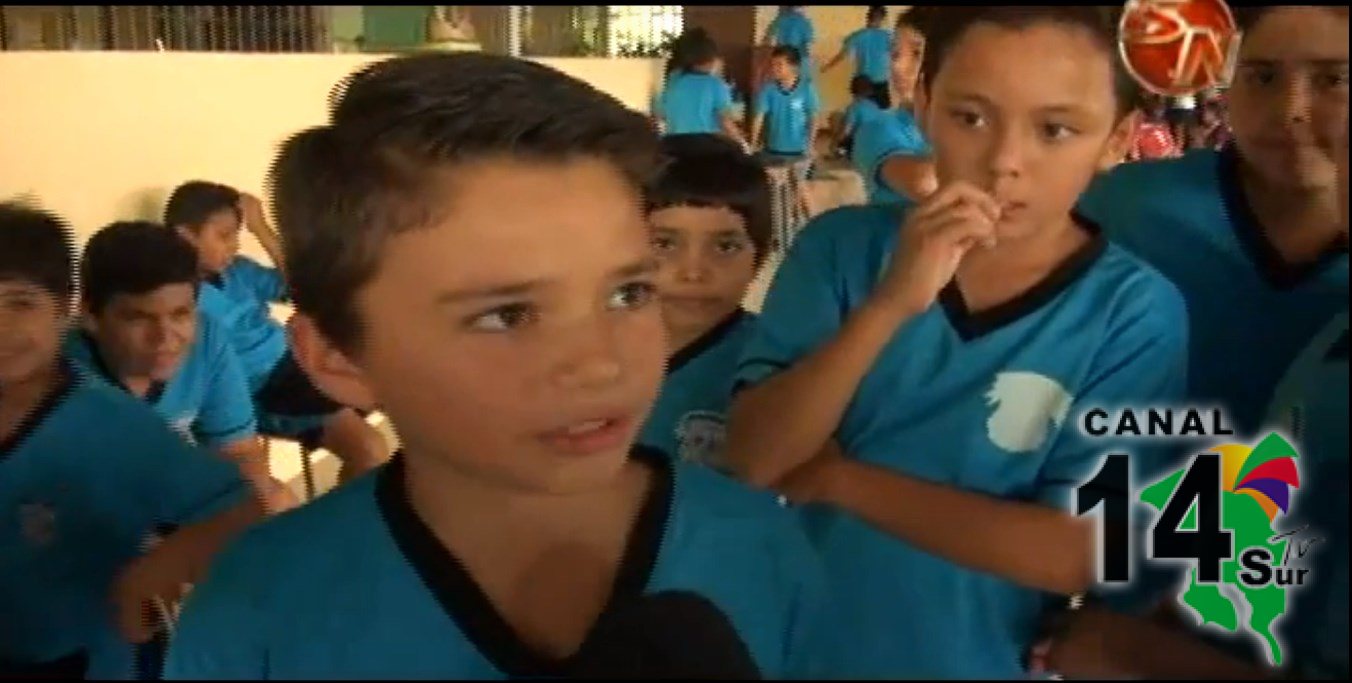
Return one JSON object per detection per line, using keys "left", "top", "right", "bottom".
{"left": 568, "top": 591, "right": 763, "bottom": 680}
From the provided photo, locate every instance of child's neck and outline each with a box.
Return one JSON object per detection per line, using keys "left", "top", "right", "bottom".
{"left": 1238, "top": 160, "right": 1344, "bottom": 266}
{"left": 0, "top": 360, "right": 64, "bottom": 445}
{"left": 955, "top": 214, "right": 1088, "bottom": 313}
{"left": 402, "top": 450, "right": 653, "bottom": 658}
{"left": 776, "top": 75, "right": 799, "bottom": 90}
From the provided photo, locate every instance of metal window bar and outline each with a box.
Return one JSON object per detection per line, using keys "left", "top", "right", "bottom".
{"left": 0, "top": 5, "right": 330, "bottom": 52}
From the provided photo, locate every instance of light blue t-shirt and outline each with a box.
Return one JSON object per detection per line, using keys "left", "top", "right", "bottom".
{"left": 656, "top": 71, "right": 735, "bottom": 137}
{"left": 1078, "top": 147, "right": 1349, "bottom": 437}
{"left": 164, "top": 449, "right": 835, "bottom": 679}
{"left": 843, "top": 27, "right": 892, "bottom": 82}
{"left": 850, "top": 107, "right": 932, "bottom": 206}
{"left": 842, "top": 98, "right": 884, "bottom": 138}
{"left": 639, "top": 310, "right": 757, "bottom": 472}
{"left": 756, "top": 78, "right": 820, "bottom": 156}
{"left": 1266, "top": 312, "right": 1348, "bottom": 679}
{"left": 736, "top": 204, "right": 1189, "bottom": 678}
{"left": 197, "top": 257, "right": 289, "bottom": 389}
{"left": 64, "top": 313, "right": 257, "bottom": 450}
{"left": 0, "top": 361, "right": 248, "bottom": 679}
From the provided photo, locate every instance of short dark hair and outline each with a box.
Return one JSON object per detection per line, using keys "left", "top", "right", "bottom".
{"left": 920, "top": 6, "right": 1139, "bottom": 117}
{"left": 164, "top": 181, "right": 240, "bottom": 232}
{"left": 850, "top": 74, "right": 876, "bottom": 97}
{"left": 770, "top": 45, "right": 801, "bottom": 66}
{"left": 0, "top": 202, "right": 75, "bottom": 303}
{"left": 669, "top": 27, "right": 718, "bottom": 75}
{"left": 648, "top": 134, "right": 772, "bottom": 266}
{"left": 269, "top": 53, "right": 662, "bottom": 352}
{"left": 867, "top": 6, "right": 888, "bottom": 25}
{"left": 896, "top": 6, "right": 931, "bottom": 34}
{"left": 80, "top": 221, "right": 199, "bottom": 315}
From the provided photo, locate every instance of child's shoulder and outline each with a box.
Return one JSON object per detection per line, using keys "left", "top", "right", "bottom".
{"left": 1087, "top": 238, "right": 1190, "bottom": 334}
{"left": 667, "top": 455, "right": 800, "bottom": 535}
{"left": 1089, "top": 147, "right": 1221, "bottom": 203}
{"left": 58, "top": 364, "right": 196, "bottom": 452}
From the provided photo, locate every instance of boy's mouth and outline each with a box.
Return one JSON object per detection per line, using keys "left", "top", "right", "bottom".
{"left": 537, "top": 413, "right": 634, "bottom": 457}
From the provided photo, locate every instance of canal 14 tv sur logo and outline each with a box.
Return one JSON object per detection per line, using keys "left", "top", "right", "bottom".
{"left": 1075, "top": 407, "right": 1317, "bottom": 667}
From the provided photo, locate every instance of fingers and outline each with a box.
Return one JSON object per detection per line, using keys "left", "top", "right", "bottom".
{"left": 911, "top": 180, "right": 1001, "bottom": 225}
{"left": 919, "top": 201, "right": 998, "bottom": 251}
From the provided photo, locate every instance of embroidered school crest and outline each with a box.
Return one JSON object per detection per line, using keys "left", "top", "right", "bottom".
{"left": 984, "top": 371, "right": 1073, "bottom": 454}
{"left": 18, "top": 502, "right": 59, "bottom": 548}
{"left": 675, "top": 411, "right": 728, "bottom": 469}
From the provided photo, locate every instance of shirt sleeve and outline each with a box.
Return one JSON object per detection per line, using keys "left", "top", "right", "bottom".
{"left": 806, "top": 84, "right": 821, "bottom": 118}
{"left": 715, "top": 79, "right": 734, "bottom": 114}
{"left": 755, "top": 85, "right": 772, "bottom": 118}
{"left": 735, "top": 211, "right": 852, "bottom": 393}
{"left": 231, "top": 258, "right": 288, "bottom": 304}
{"left": 194, "top": 321, "right": 259, "bottom": 451}
{"left": 854, "top": 112, "right": 932, "bottom": 197}
{"left": 128, "top": 408, "right": 250, "bottom": 528}
{"left": 843, "top": 29, "right": 861, "bottom": 56}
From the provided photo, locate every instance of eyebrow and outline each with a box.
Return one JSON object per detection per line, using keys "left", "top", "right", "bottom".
{"left": 948, "top": 92, "right": 1088, "bottom": 114}
{"left": 1240, "top": 58, "right": 1350, "bottom": 68}
{"left": 435, "top": 257, "right": 659, "bottom": 304}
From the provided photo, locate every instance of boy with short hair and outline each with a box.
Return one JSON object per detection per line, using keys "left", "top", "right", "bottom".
{"left": 851, "top": 7, "right": 937, "bottom": 206}
{"left": 164, "top": 181, "right": 390, "bottom": 484}
{"left": 835, "top": 74, "right": 886, "bottom": 158}
{"left": 0, "top": 203, "right": 263, "bottom": 679}
{"left": 824, "top": 6, "right": 893, "bottom": 109}
{"left": 654, "top": 28, "right": 749, "bottom": 149}
{"left": 639, "top": 134, "right": 771, "bottom": 472}
{"left": 163, "top": 53, "right": 831, "bottom": 679}
{"left": 728, "top": 6, "right": 1188, "bottom": 678}
{"left": 1077, "top": 5, "right": 1349, "bottom": 438}
{"left": 66, "top": 220, "right": 297, "bottom": 513}
{"left": 753, "top": 45, "right": 821, "bottom": 244}
{"left": 762, "top": 5, "right": 815, "bottom": 65}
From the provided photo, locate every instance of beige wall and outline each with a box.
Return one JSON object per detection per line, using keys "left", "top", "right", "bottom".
{"left": 754, "top": 6, "right": 910, "bottom": 115}
{"left": 0, "top": 52, "right": 662, "bottom": 262}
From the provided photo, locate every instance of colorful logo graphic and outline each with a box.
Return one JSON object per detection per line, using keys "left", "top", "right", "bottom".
{"left": 1080, "top": 432, "right": 1317, "bottom": 666}
{"left": 1118, "top": 0, "right": 1241, "bottom": 96}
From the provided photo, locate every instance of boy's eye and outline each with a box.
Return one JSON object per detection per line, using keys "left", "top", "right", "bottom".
{"left": 949, "top": 108, "right": 985, "bottom": 128}
{"left": 467, "top": 303, "right": 536, "bottom": 332}
{"left": 652, "top": 234, "right": 677, "bottom": 252}
{"left": 1314, "top": 70, "right": 1349, "bottom": 91}
{"left": 1, "top": 297, "right": 36, "bottom": 313}
{"left": 1241, "top": 67, "right": 1278, "bottom": 87}
{"left": 716, "top": 238, "right": 748, "bottom": 255}
{"left": 608, "top": 281, "right": 657, "bottom": 311}
{"left": 1041, "top": 122, "right": 1078, "bottom": 142}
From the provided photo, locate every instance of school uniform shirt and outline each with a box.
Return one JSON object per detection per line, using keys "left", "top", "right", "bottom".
{"left": 841, "top": 98, "right": 884, "bottom": 138}
{"left": 756, "top": 78, "right": 820, "bottom": 156}
{"left": 1078, "top": 147, "right": 1349, "bottom": 436}
{"left": 656, "top": 71, "right": 735, "bottom": 137}
{"left": 0, "top": 361, "right": 249, "bottom": 679}
{"left": 768, "top": 10, "right": 814, "bottom": 59}
{"left": 64, "top": 314, "right": 257, "bottom": 450}
{"left": 1266, "top": 311, "right": 1348, "bottom": 679}
{"left": 735, "top": 204, "right": 1189, "bottom": 678}
{"left": 639, "top": 310, "right": 757, "bottom": 472}
{"left": 197, "top": 256, "right": 289, "bottom": 389}
{"left": 850, "top": 107, "right": 931, "bottom": 206}
{"left": 842, "top": 27, "right": 892, "bottom": 83}
{"left": 162, "top": 448, "right": 834, "bottom": 679}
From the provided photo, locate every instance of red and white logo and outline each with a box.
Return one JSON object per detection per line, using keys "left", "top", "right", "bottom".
{"left": 1118, "top": 0, "right": 1241, "bottom": 97}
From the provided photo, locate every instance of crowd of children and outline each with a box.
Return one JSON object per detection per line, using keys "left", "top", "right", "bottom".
{"left": 1, "top": 3, "right": 1347, "bottom": 680}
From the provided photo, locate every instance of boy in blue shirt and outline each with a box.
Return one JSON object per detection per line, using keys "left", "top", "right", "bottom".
{"left": 753, "top": 45, "right": 820, "bottom": 240}
{"left": 1077, "top": 5, "right": 1349, "bottom": 438}
{"left": 728, "top": 7, "right": 1188, "bottom": 678}
{"left": 654, "top": 28, "right": 749, "bottom": 149}
{"left": 834, "top": 75, "right": 885, "bottom": 158}
{"left": 851, "top": 7, "right": 937, "bottom": 206}
{"left": 824, "top": 5, "right": 893, "bottom": 109}
{"left": 165, "top": 181, "right": 390, "bottom": 485}
{"left": 762, "top": 6, "right": 814, "bottom": 66}
{"left": 163, "top": 53, "right": 832, "bottom": 679}
{"left": 0, "top": 204, "right": 263, "bottom": 679}
{"left": 66, "top": 220, "right": 297, "bottom": 514}
{"left": 638, "top": 134, "right": 771, "bottom": 472}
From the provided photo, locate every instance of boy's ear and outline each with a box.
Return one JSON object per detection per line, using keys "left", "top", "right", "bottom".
{"left": 286, "top": 313, "right": 377, "bottom": 413}
{"left": 1099, "top": 110, "right": 1141, "bottom": 171}
{"left": 913, "top": 80, "right": 930, "bottom": 135}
